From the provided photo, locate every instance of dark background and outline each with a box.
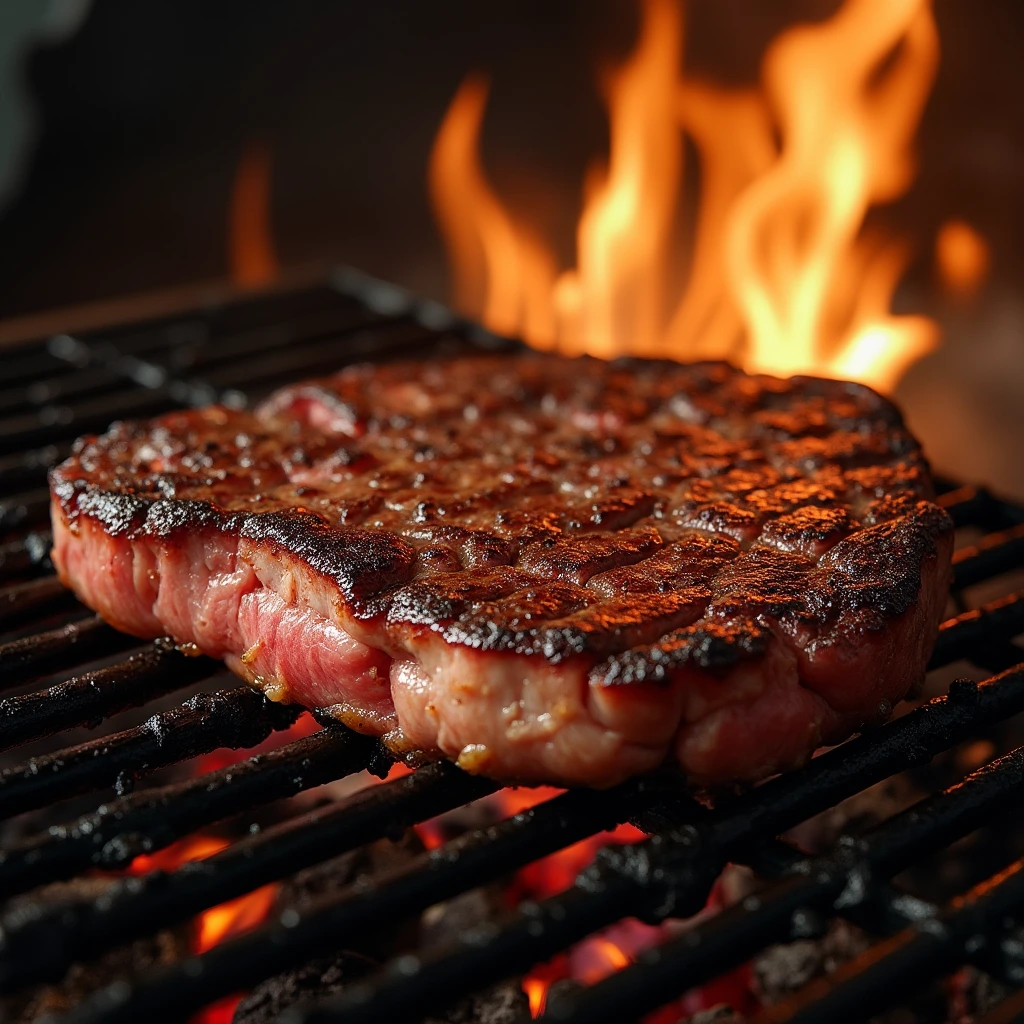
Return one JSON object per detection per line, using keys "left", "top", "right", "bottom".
{"left": 0, "top": 0, "right": 1021, "bottom": 494}
{"left": 0, "top": 0, "right": 1021, "bottom": 316}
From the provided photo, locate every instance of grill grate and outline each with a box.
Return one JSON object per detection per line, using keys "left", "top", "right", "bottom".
{"left": 0, "top": 271, "right": 1022, "bottom": 1024}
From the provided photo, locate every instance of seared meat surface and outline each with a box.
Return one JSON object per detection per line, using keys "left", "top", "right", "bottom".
{"left": 50, "top": 355, "right": 953, "bottom": 787}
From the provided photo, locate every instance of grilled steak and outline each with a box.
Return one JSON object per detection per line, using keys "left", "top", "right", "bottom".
{"left": 49, "top": 355, "right": 953, "bottom": 787}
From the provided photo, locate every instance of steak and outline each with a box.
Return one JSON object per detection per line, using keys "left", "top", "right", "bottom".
{"left": 49, "top": 355, "right": 953, "bottom": 787}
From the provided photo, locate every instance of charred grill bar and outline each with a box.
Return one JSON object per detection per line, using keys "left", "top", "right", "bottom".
{"left": 0, "top": 273, "right": 1022, "bottom": 1024}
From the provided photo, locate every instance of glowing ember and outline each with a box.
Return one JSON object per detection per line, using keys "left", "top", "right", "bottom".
{"left": 572, "top": 935, "right": 631, "bottom": 984}
{"left": 196, "top": 881, "right": 277, "bottom": 954}
{"left": 430, "top": 0, "right": 943, "bottom": 393}
{"left": 935, "top": 217, "right": 991, "bottom": 299}
{"left": 523, "top": 974, "right": 550, "bottom": 1018}
{"left": 128, "top": 835, "right": 277, "bottom": 1024}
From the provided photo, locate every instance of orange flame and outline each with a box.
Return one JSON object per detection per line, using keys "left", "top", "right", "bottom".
{"left": 935, "top": 217, "right": 991, "bottom": 299}
{"left": 430, "top": 0, "right": 943, "bottom": 393}
{"left": 229, "top": 141, "right": 278, "bottom": 287}
{"left": 555, "top": 0, "right": 683, "bottom": 357}
{"left": 129, "top": 834, "right": 277, "bottom": 1024}
{"left": 429, "top": 77, "right": 559, "bottom": 345}
{"left": 196, "top": 880, "right": 277, "bottom": 954}
{"left": 727, "top": 0, "right": 940, "bottom": 390}
{"left": 524, "top": 975, "right": 550, "bottom": 1018}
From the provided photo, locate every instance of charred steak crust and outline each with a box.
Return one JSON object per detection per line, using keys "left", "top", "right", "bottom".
{"left": 49, "top": 355, "right": 953, "bottom": 787}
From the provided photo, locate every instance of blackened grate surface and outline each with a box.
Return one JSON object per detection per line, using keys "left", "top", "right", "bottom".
{"left": 0, "top": 270, "right": 1022, "bottom": 1024}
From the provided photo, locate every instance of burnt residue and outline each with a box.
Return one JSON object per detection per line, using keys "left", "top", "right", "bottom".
{"left": 239, "top": 512, "right": 417, "bottom": 616}
{"left": 591, "top": 621, "right": 772, "bottom": 685}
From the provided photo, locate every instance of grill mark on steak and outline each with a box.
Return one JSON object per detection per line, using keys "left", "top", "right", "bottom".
{"left": 49, "top": 354, "right": 953, "bottom": 787}
{"left": 239, "top": 512, "right": 417, "bottom": 619}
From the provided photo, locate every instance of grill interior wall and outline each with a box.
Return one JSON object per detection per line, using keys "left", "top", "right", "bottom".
{"left": 0, "top": 273, "right": 1023, "bottom": 1024}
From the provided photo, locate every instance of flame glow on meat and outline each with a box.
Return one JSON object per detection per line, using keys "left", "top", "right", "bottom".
{"left": 430, "top": 0, "right": 942, "bottom": 393}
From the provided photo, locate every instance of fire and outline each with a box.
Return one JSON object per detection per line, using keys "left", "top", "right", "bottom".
{"left": 128, "top": 834, "right": 277, "bottom": 1024}
{"left": 935, "top": 217, "right": 991, "bottom": 299}
{"left": 354, "top": 772, "right": 652, "bottom": 1015}
{"left": 496, "top": 786, "right": 647, "bottom": 1019}
{"left": 195, "top": 880, "right": 277, "bottom": 954}
{"left": 524, "top": 975, "right": 550, "bottom": 1018}
{"left": 430, "top": 0, "right": 943, "bottom": 393}
{"left": 230, "top": 141, "right": 278, "bottom": 287}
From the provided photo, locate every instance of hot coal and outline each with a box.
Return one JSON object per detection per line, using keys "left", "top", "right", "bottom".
{"left": 233, "top": 826, "right": 532, "bottom": 1024}
{"left": 0, "top": 877, "right": 190, "bottom": 1024}
{"left": 233, "top": 832, "right": 424, "bottom": 1024}
{"left": 422, "top": 980, "right": 531, "bottom": 1024}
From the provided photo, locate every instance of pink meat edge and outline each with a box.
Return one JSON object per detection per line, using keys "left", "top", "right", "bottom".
{"left": 782, "top": 538, "right": 954, "bottom": 723}
{"left": 49, "top": 500, "right": 950, "bottom": 789}
{"left": 49, "top": 502, "right": 677, "bottom": 785}
{"left": 49, "top": 506, "right": 396, "bottom": 729}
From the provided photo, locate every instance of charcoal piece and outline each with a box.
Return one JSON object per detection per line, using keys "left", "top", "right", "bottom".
{"left": 685, "top": 1007, "right": 746, "bottom": 1024}
{"left": 752, "top": 918, "right": 870, "bottom": 1003}
{"left": 277, "top": 829, "right": 425, "bottom": 961}
{"left": 423, "top": 978, "right": 531, "bottom": 1024}
{"left": 420, "top": 885, "right": 531, "bottom": 1023}
{"left": 232, "top": 951, "right": 377, "bottom": 1024}
{"left": 785, "top": 774, "right": 923, "bottom": 855}
{"left": 233, "top": 832, "right": 423, "bottom": 1023}
{"left": 420, "top": 885, "right": 508, "bottom": 947}
{"left": 0, "top": 878, "right": 189, "bottom": 1024}
{"left": 947, "top": 964, "right": 1011, "bottom": 1021}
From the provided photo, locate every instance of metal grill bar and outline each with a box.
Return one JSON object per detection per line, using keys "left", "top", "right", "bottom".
{"left": 0, "top": 726, "right": 382, "bottom": 899}
{"left": 59, "top": 780, "right": 658, "bottom": 1024}
{"left": 539, "top": 745, "right": 1024, "bottom": 1024}
{"left": 0, "top": 614, "right": 133, "bottom": 693}
{"left": 287, "top": 675, "right": 1024, "bottom": 1024}
{"left": 0, "top": 388, "right": 178, "bottom": 456}
{"left": 755, "top": 859, "right": 1024, "bottom": 1024}
{"left": 0, "top": 367, "right": 125, "bottom": 417}
{"left": 52, "top": 663, "right": 1024, "bottom": 1024}
{"left": 0, "top": 444, "right": 66, "bottom": 494}
{"left": 0, "top": 643, "right": 213, "bottom": 753}
{"left": 10, "top": 598, "right": 1022, "bottom": 1012}
{"left": 938, "top": 484, "right": 1024, "bottom": 530}
{"left": 733, "top": 842, "right": 948, "bottom": 965}
{"left": 954, "top": 525, "right": 1024, "bottom": 589}
{"left": 0, "top": 575, "right": 78, "bottom": 630}
{"left": 928, "top": 592, "right": 1024, "bottom": 669}
{"left": 0, "top": 487, "right": 50, "bottom": 532}
{"left": 0, "top": 761, "right": 496, "bottom": 990}
{"left": 309, "top": 745, "right": 1024, "bottom": 1024}
{"left": 0, "top": 276, "right": 1021, "bottom": 1024}
{"left": 0, "top": 530, "right": 52, "bottom": 581}
{"left": 0, "top": 685, "right": 299, "bottom": 820}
